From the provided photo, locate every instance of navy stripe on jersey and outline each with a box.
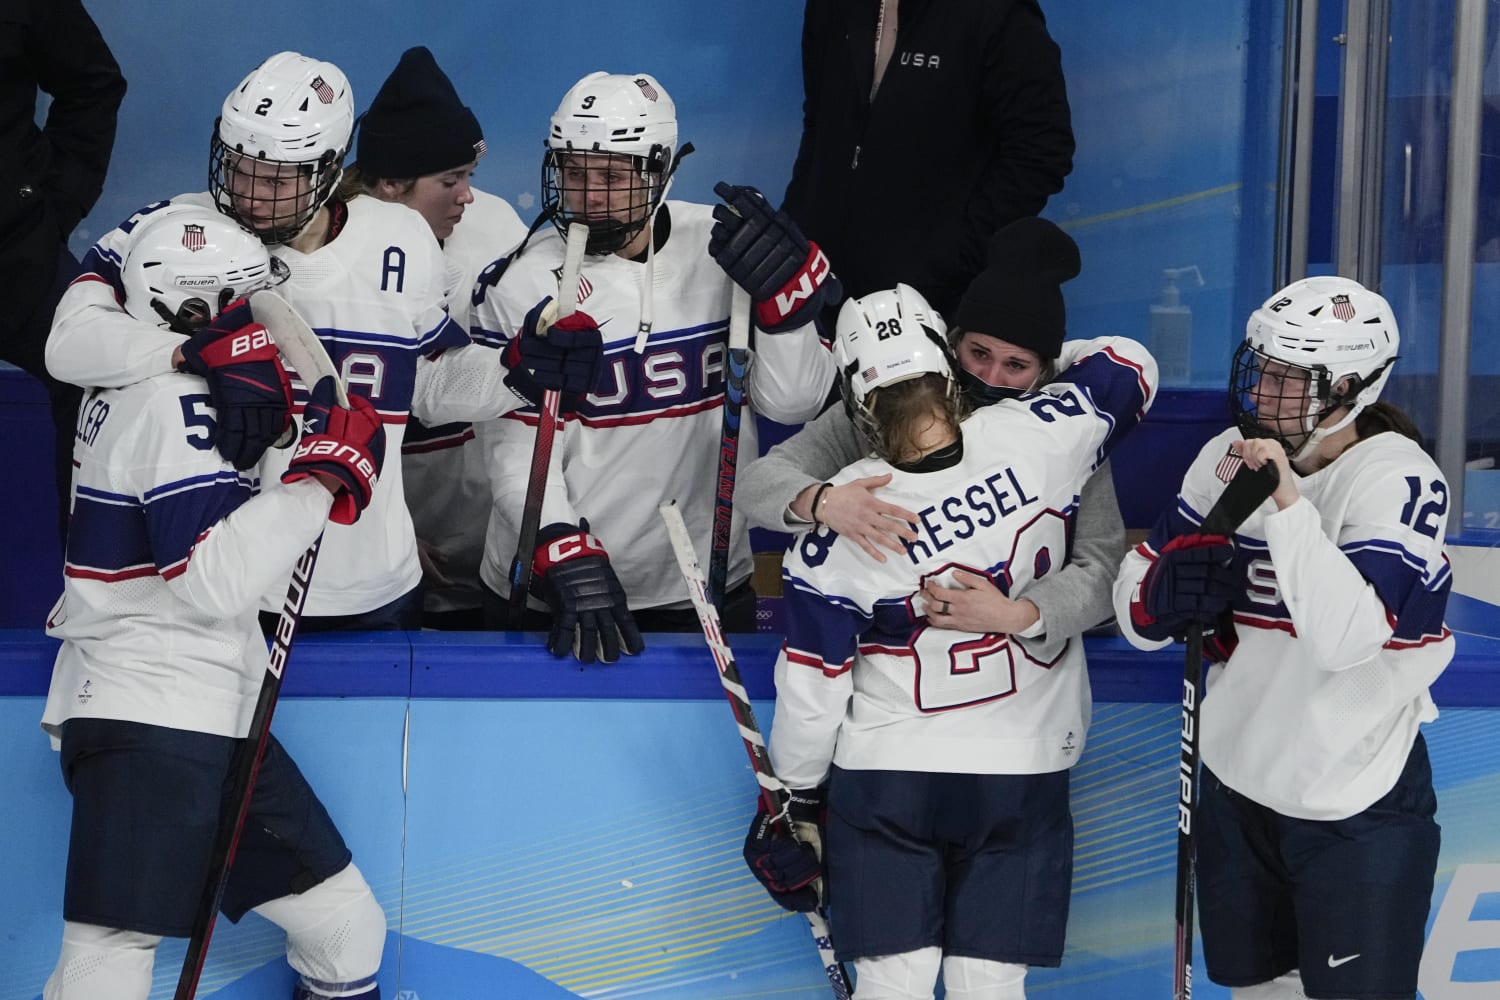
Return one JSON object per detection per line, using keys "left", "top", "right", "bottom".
{"left": 402, "top": 418, "right": 475, "bottom": 454}
{"left": 143, "top": 472, "right": 254, "bottom": 576}
{"left": 282, "top": 337, "right": 421, "bottom": 422}
{"left": 66, "top": 486, "right": 154, "bottom": 581}
{"left": 782, "top": 573, "right": 866, "bottom": 674}
{"left": 419, "top": 314, "right": 471, "bottom": 355}
{"left": 1344, "top": 544, "right": 1452, "bottom": 647}
{"left": 1062, "top": 346, "right": 1151, "bottom": 459}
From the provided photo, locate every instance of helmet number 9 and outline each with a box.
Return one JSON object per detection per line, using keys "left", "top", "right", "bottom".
{"left": 876, "top": 317, "right": 903, "bottom": 341}
{"left": 580, "top": 95, "right": 596, "bottom": 110}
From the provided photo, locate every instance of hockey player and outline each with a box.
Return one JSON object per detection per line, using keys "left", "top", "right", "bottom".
{"left": 1113, "top": 277, "right": 1451, "bottom": 1000}
{"left": 470, "top": 71, "right": 838, "bottom": 660}
{"left": 738, "top": 217, "right": 1125, "bottom": 652}
{"left": 336, "top": 46, "right": 534, "bottom": 628}
{"left": 40, "top": 206, "right": 388, "bottom": 1000}
{"left": 745, "top": 283, "right": 1157, "bottom": 999}
{"left": 46, "top": 51, "right": 593, "bottom": 632}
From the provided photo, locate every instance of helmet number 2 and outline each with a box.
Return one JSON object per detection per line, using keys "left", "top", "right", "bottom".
{"left": 254, "top": 97, "right": 272, "bottom": 117}
{"left": 876, "top": 318, "right": 903, "bottom": 340}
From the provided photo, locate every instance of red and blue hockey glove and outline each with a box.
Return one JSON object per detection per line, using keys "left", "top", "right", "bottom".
{"left": 175, "top": 296, "right": 293, "bottom": 470}
{"left": 743, "top": 788, "right": 826, "bottom": 913}
{"left": 281, "top": 376, "right": 386, "bottom": 525}
{"left": 710, "top": 182, "right": 842, "bottom": 333}
{"left": 1130, "top": 532, "right": 1238, "bottom": 641}
{"left": 502, "top": 297, "right": 604, "bottom": 412}
{"left": 532, "top": 520, "right": 644, "bottom": 664}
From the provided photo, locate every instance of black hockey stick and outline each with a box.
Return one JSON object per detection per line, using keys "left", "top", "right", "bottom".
{"left": 175, "top": 291, "right": 345, "bottom": 1000}
{"left": 708, "top": 287, "right": 752, "bottom": 607}
{"left": 508, "top": 223, "right": 590, "bottom": 628}
{"left": 660, "top": 500, "right": 854, "bottom": 999}
{"left": 1173, "top": 459, "right": 1279, "bottom": 1000}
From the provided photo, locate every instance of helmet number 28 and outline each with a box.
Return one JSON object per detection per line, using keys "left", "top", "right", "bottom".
{"left": 876, "top": 318, "right": 903, "bottom": 340}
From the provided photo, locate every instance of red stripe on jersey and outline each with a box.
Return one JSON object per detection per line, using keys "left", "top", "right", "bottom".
{"left": 65, "top": 563, "right": 158, "bottom": 582}
{"left": 1384, "top": 626, "right": 1451, "bottom": 650}
{"left": 505, "top": 394, "right": 726, "bottom": 430}
{"left": 785, "top": 646, "right": 852, "bottom": 677}
{"left": 1233, "top": 611, "right": 1298, "bottom": 636}
{"left": 401, "top": 428, "right": 475, "bottom": 455}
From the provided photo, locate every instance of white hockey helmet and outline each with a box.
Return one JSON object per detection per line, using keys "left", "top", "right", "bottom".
{"left": 209, "top": 52, "right": 355, "bottom": 245}
{"left": 542, "top": 71, "right": 680, "bottom": 253}
{"left": 121, "top": 205, "right": 287, "bottom": 333}
{"left": 835, "top": 284, "right": 955, "bottom": 440}
{"left": 1230, "top": 275, "right": 1400, "bottom": 459}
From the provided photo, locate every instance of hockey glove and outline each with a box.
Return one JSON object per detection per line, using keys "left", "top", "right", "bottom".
{"left": 710, "top": 182, "right": 842, "bottom": 333}
{"left": 532, "top": 520, "right": 644, "bottom": 664}
{"left": 1130, "top": 533, "right": 1238, "bottom": 641}
{"left": 282, "top": 376, "right": 386, "bottom": 525}
{"left": 743, "top": 788, "right": 826, "bottom": 913}
{"left": 502, "top": 297, "right": 604, "bottom": 412}
{"left": 176, "top": 297, "right": 294, "bottom": 470}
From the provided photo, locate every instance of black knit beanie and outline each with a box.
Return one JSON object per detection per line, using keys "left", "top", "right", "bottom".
{"left": 356, "top": 47, "right": 484, "bottom": 179}
{"left": 954, "top": 217, "right": 1081, "bottom": 360}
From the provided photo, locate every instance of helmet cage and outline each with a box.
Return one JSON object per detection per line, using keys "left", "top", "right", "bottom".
{"left": 541, "top": 147, "right": 670, "bottom": 254}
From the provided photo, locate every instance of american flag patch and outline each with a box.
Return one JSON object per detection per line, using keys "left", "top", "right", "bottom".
{"left": 862, "top": 365, "right": 878, "bottom": 383}
{"left": 473, "top": 138, "right": 487, "bottom": 159}
{"left": 1215, "top": 450, "right": 1243, "bottom": 483}
{"left": 182, "top": 224, "right": 206, "bottom": 252}
{"left": 576, "top": 274, "right": 592, "bottom": 302}
{"left": 310, "top": 75, "right": 335, "bottom": 105}
{"left": 1331, "top": 293, "right": 1355, "bottom": 321}
{"left": 633, "top": 77, "right": 659, "bottom": 102}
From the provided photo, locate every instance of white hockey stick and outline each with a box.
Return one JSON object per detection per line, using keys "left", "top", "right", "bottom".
{"left": 174, "top": 290, "right": 343, "bottom": 1000}
{"left": 659, "top": 500, "right": 853, "bottom": 999}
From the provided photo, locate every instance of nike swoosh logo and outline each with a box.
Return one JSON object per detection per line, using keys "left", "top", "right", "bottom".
{"left": 1327, "top": 953, "right": 1361, "bottom": 968}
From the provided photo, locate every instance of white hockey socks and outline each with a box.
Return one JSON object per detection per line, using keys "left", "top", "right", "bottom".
{"left": 42, "top": 922, "right": 160, "bottom": 1000}
{"left": 942, "top": 955, "right": 1028, "bottom": 1000}
{"left": 253, "top": 862, "right": 386, "bottom": 998}
{"left": 852, "top": 946, "right": 943, "bottom": 999}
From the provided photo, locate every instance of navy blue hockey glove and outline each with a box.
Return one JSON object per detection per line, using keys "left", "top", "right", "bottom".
{"left": 532, "top": 520, "right": 644, "bottom": 664}
{"left": 175, "top": 297, "right": 294, "bottom": 470}
{"left": 1130, "top": 533, "right": 1238, "bottom": 641}
{"left": 282, "top": 376, "right": 386, "bottom": 525}
{"left": 502, "top": 297, "right": 604, "bottom": 412}
{"left": 744, "top": 788, "right": 826, "bottom": 912}
{"left": 710, "top": 182, "right": 841, "bottom": 333}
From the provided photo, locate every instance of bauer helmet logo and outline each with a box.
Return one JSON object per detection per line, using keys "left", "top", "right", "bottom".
{"left": 181, "top": 224, "right": 206, "bottom": 252}
{"left": 633, "top": 78, "right": 659, "bottom": 102}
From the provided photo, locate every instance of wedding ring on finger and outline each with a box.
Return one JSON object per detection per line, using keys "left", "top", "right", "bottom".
{"left": 939, "top": 601, "right": 951, "bottom": 616}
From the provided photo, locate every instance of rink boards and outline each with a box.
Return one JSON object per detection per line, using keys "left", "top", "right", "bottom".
{"left": 1, "top": 628, "right": 1498, "bottom": 1000}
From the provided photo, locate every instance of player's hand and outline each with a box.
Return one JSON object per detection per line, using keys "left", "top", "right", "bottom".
{"left": 743, "top": 789, "right": 826, "bottom": 913}
{"left": 175, "top": 296, "right": 293, "bottom": 470}
{"left": 923, "top": 569, "right": 1040, "bottom": 635}
{"left": 794, "top": 475, "right": 918, "bottom": 562}
{"left": 1130, "top": 533, "right": 1238, "bottom": 641}
{"left": 281, "top": 376, "right": 386, "bottom": 525}
{"left": 416, "top": 538, "right": 455, "bottom": 590}
{"left": 532, "top": 520, "right": 644, "bottom": 664}
{"left": 1231, "top": 438, "right": 1300, "bottom": 509}
{"left": 710, "top": 181, "right": 842, "bottom": 333}
{"left": 502, "top": 296, "right": 604, "bottom": 412}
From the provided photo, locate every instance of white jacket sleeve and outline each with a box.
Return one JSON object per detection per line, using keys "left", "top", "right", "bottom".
{"left": 744, "top": 325, "right": 836, "bottom": 424}
{"left": 48, "top": 277, "right": 184, "bottom": 388}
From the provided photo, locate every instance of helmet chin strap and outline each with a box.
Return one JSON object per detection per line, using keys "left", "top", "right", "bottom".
{"left": 633, "top": 142, "right": 695, "bottom": 354}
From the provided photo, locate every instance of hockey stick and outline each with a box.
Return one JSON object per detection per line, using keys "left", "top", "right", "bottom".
{"left": 174, "top": 290, "right": 345, "bottom": 1000}
{"left": 508, "top": 222, "right": 590, "bottom": 628}
{"left": 708, "top": 286, "right": 752, "bottom": 608}
{"left": 1173, "top": 460, "right": 1279, "bottom": 1000}
{"left": 659, "top": 500, "right": 854, "bottom": 1000}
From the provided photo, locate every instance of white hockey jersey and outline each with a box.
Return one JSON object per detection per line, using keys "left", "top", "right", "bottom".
{"left": 469, "top": 201, "right": 836, "bottom": 611}
{"left": 402, "top": 188, "right": 529, "bottom": 614}
{"left": 43, "top": 375, "right": 333, "bottom": 743}
{"left": 769, "top": 337, "right": 1158, "bottom": 789}
{"left": 48, "top": 194, "right": 472, "bottom": 618}
{"left": 1113, "top": 427, "right": 1454, "bottom": 821}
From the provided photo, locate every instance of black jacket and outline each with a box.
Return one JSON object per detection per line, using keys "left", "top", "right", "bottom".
{"left": 1, "top": 0, "right": 125, "bottom": 341}
{"left": 784, "top": 0, "right": 1073, "bottom": 318}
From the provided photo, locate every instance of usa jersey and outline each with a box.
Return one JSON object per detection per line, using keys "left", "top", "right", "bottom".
{"left": 1113, "top": 427, "right": 1454, "bottom": 821}
{"left": 402, "top": 188, "right": 530, "bottom": 614}
{"left": 469, "top": 201, "right": 836, "bottom": 611}
{"left": 770, "top": 337, "right": 1157, "bottom": 790}
{"left": 43, "top": 375, "right": 333, "bottom": 743}
{"left": 49, "top": 193, "right": 471, "bottom": 617}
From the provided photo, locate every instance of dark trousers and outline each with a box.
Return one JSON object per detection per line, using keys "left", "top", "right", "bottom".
{"left": 480, "top": 579, "right": 759, "bottom": 635}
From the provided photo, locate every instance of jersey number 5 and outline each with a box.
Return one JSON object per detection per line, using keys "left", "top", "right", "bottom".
{"left": 180, "top": 393, "right": 216, "bottom": 451}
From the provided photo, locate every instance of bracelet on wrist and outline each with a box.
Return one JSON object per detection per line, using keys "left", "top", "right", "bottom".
{"left": 810, "top": 482, "right": 833, "bottom": 527}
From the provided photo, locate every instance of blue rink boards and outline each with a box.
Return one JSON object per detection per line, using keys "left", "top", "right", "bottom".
{"left": 2, "top": 631, "right": 1498, "bottom": 1000}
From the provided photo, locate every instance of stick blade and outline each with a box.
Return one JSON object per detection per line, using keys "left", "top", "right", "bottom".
{"left": 1201, "top": 461, "right": 1279, "bottom": 536}
{"left": 249, "top": 289, "right": 345, "bottom": 405}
